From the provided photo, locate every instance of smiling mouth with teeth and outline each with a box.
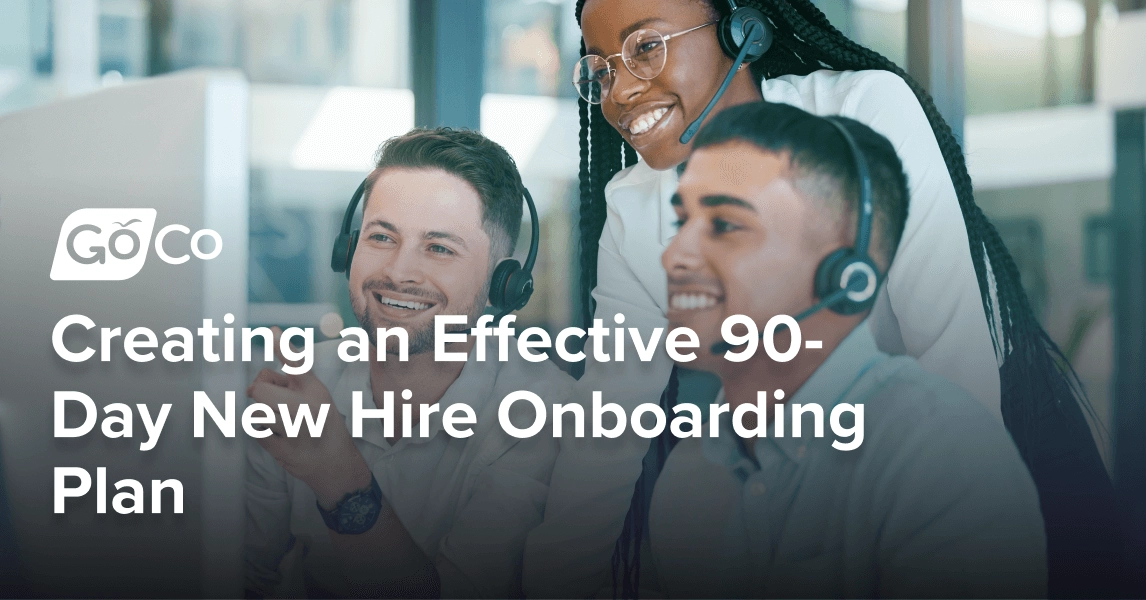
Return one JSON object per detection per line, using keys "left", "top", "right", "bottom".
{"left": 628, "top": 107, "right": 668, "bottom": 136}
{"left": 670, "top": 293, "right": 722, "bottom": 311}
{"left": 375, "top": 293, "right": 432, "bottom": 311}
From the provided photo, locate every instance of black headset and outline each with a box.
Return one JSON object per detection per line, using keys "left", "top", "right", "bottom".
{"left": 331, "top": 178, "right": 540, "bottom": 320}
{"left": 716, "top": 0, "right": 773, "bottom": 64}
{"left": 813, "top": 117, "right": 880, "bottom": 316}
{"left": 680, "top": 0, "right": 774, "bottom": 144}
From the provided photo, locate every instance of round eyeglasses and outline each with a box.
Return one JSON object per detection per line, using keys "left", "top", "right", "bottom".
{"left": 573, "top": 22, "right": 716, "bottom": 104}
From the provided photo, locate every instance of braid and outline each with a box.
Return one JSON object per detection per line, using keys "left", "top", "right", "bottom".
{"left": 623, "top": 142, "right": 638, "bottom": 168}
{"left": 581, "top": 105, "right": 630, "bottom": 319}
{"left": 611, "top": 367, "right": 681, "bottom": 599}
{"left": 575, "top": 2, "right": 638, "bottom": 340}
{"left": 575, "top": 28, "right": 638, "bottom": 382}
{"left": 576, "top": 47, "right": 595, "bottom": 341}
{"left": 575, "top": 6, "right": 653, "bottom": 597}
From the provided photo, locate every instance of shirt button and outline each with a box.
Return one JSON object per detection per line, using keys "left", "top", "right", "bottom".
{"left": 749, "top": 481, "right": 767, "bottom": 496}
{"left": 797, "top": 445, "right": 807, "bottom": 459}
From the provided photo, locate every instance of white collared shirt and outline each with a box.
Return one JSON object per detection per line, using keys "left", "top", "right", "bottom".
{"left": 524, "top": 69, "right": 1002, "bottom": 598}
{"left": 245, "top": 338, "right": 570, "bottom": 598}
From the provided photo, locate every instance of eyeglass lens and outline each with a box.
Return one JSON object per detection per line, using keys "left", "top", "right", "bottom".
{"left": 573, "top": 28, "right": 667, "bottom": 104}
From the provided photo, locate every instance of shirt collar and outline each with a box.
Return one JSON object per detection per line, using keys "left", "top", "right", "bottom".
{"left": 701, "top": 407, "right": 759, "bottom": 480}
{"left": 333, "top": 339, "right": 501, "bottom": 451}
{"left": 702, "top": 323, "right": 885, "bottom": 467}
{"left": 787, "top": 322, "right": 883, "bottom": 416}
{"left": 606, "top": 156, "right": 657, "bottom": 190}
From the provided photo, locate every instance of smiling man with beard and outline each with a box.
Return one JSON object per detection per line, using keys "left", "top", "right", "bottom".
{"left": 244, "top": 128, "right": 570, "bottom": 599}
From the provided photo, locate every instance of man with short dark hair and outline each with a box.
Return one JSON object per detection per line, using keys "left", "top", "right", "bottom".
{"left": 244, "top": 128, "right": 569, "bottom": 598}
{"left": 651, "top": 102, "right": 1046, "bottom": 598}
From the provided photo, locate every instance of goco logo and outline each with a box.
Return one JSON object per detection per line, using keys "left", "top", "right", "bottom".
{"left": 50, "top": 209, "right": 222, "bottom": 281}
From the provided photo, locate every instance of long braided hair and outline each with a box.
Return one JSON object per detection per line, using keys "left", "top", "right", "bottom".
{"left": 573, "top": 0, "right": 1114, "bottom": 597}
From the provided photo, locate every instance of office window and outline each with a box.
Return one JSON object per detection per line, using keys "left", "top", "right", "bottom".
{"left": 964, "top": 1, "right": 1119, "bottom": 463}
{"left": 485, "top": 0, "right": 579, "bottom": 98}
{"left": 964, "top": 0, "right": 1115, "bottom": 115}
{"left": 483, "top": 0, "right": 580, "bottom": 335}
{"left": 32, "top": 0, "right": 54, "bottom": 74}
{"left": 160, "top": 0, "right": 408, "bottom": 88}
{"left": 813, "top": 0, "right": 908, "bottom": 68}
{"left": 0, "top": 0, "right": 52, "bottom": 116}
{"left": 99, "top": 0, "right": 148, "bottom": 78}
{"left": 200, "top": 0, "right": 414, "bottom": 333}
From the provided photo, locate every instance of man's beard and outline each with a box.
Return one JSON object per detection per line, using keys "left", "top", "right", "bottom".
{"left": 351, "top": 277, "right": 489, "bottom": 356}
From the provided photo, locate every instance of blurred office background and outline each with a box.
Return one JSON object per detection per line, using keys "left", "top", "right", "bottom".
{"left": 0, "top": 0, "right": 1144, "bottom": 586}
{"left": 0, "top": 0, "right": 1141, "bottom": 447}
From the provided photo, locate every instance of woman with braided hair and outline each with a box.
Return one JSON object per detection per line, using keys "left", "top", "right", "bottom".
{"left": 521, "top": 0, "right": 1119, "bottom": 597}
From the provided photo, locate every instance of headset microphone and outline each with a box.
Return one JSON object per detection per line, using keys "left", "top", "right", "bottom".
{"left": 679, "top": 23, "right": 759, "bottom": 145}
{"left": 709, "top": 282, "right": 858, "bottom": 355}
{"left": 680, "top": 0, "right": 773, "bottom": 145}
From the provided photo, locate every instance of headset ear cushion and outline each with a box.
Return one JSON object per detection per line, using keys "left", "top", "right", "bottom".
{"left": 717, "top": 7, "right": 773, "bottom": 62}
{"left": 330, "top": 230, "right": 359, "bottom": 274}
{"left": 347, "top": 230, "right": 359, "bottom": 272}
{"left": 814, "top": 249, "right": 879, "bottom": 315}
{"left": 506, "top": 269, "right": 535, "bottom": 311}
{"left": 814, "top": 248, "right": 851, "bottom": 300}
{"left": 489, "top": 259, "right": 521, "bottom": 310}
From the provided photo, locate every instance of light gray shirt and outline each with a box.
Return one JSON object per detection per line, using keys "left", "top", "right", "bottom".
{"left": 245, "top": 339, "right": 569, "bottom": 598}
{"left": 649, "top": 325, "right": 1046, "bottom": 598}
